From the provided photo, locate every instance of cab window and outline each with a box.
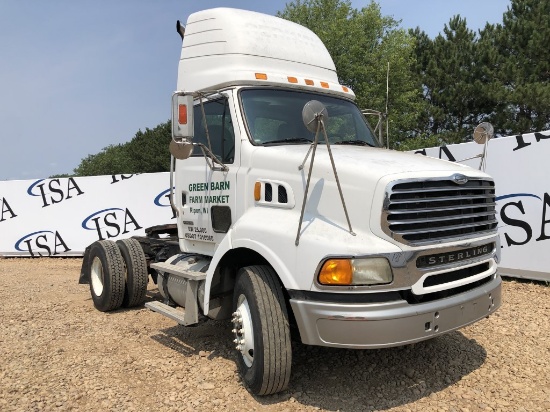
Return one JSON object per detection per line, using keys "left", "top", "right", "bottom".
{"left": 192, "top": 98, "right": 235, "bottom": 163}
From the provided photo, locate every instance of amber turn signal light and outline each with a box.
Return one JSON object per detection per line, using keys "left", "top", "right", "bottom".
{"left": 318, "top": 259, "right": 353, "bottom": 285}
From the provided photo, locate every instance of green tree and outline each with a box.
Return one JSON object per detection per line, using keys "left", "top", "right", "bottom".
{"left": 124, "top": 121, "right": 172, "bottom": 173}
{"left": 411, "top": 16, "right": 492, "bottom": 144}
{"left": 482, "top": 0, "right": 550, "bottom": 134}
{"left": 74, "top": 121, "right": 171, "bottom": 176}
{"left": 277, "top": 0, "right": 424, "bottom": 146}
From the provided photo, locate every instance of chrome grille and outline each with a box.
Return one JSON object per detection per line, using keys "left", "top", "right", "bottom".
{"left": 382, "top": 178, "right": 497, "bottom": 244}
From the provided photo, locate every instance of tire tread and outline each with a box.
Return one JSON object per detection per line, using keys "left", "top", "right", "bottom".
{"left": 236, "top": 265, "right": 291, "bottom": 395}
{"left": 117, "top": 238, "right": 148, "bottom": 308}
{"left": 89, "top": 240, "right": 125, "bottom": 312}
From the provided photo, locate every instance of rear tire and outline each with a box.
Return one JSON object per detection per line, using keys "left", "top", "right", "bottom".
{"left": 116, "top": 238, "right": 148, "bottom": 308}
{"left": 232, "top": 265, "right": 292, "bottom": 395}
{"left": 88, "top": 240, "right": 125, "bottom": 312}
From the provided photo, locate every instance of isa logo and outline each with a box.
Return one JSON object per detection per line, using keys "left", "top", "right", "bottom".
{"left": 154, "top": 187, "right": 176, "bottom": 219}
{"left": 497, "top": 192, "right": 550, "bottom": 247}
{"left": 1, "top": 197, "right": 18, "bottom": 222}
{"left": 82, "top": 207, "right": 143, "bottom": 241}
{"left": 27, "top": 178, "right": 84, "bottom": 208}
{"left": 110, "top": 174, "right": 137, "bottom": 184}
{"left": 15, "top": 230, "right": 71, "bottom": 257}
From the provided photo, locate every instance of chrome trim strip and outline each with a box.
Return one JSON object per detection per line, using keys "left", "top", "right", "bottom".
{"left": 390, "top": 218, "right": 499, "bottom": 236}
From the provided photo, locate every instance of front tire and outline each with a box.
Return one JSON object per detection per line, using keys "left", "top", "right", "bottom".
{"left": 232, "top": 265, "right": 292, "bottom": 395}
{"left": 88, "top": 240, "right": 125, "bottom": 312}
{"left": 116, "top": 238, "right": 148, "bottom": 308}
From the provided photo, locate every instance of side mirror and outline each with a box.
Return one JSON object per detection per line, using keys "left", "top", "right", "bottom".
{"left": 473, "top": 122, "right": 494, "bottom": 171}
{"left": 302, "top": 100, "right": 328, "bottom": 132}
{"left": 170, "top": 92, "right": 194, "bottom": 159}
{"left": 455, "top": 122, "right": 495, "bottom": 171}
{"left": 473, "top": 122, "right": 494, "bottom": 144}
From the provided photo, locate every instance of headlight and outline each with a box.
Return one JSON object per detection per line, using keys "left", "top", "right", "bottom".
{"left": 318, "top": 257, "right": 393, "bottom": 286}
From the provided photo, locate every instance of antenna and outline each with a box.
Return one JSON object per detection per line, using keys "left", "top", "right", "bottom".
{"left": 361, "top": 62, "right": 391, "bottom": 148}
{"left": 385, "top": 62, "right": 390, "bottom": 149}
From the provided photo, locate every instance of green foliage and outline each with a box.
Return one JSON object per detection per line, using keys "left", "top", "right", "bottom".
{"left": 277, "top": 0, "right": 425, "bottom": 146}
{"left": 410, "top": 17, "right": 493, "bottom": 144}
{"left": 49, "top": 173, "right": 72, "bottom": 178}
{"left": 481, "top": 0, "right": 550, "bottom": 135}
{"left": 412, "top": 0, "right": 550, "bottom": 141}
{"left": 74, "top": 121, "right": 171, "bottom": 176}
{"left": 395, "top": 134, "right": 443, "bottom": 151}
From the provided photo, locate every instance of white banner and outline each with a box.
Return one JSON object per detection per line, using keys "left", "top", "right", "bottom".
{"left": 1, "top": 131, "right": 549, "bottom": 281}
{"left": 0, "top": 173, "right": 174, "bottom": 257}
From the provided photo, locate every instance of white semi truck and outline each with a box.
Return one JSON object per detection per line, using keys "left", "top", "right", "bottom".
{"left": 79, "top": 8, "right": 502, "bottom": 395}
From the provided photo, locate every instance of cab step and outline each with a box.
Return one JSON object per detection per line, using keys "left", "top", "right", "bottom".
{"left": 145, "top": 301, "right": 191, "bottom": 325}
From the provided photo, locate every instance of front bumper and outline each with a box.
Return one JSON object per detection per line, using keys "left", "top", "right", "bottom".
{"left": 290, "top": 274, "right": 501, "bottom": 349}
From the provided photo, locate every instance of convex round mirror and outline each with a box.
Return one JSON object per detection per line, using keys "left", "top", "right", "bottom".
{"left": 302, "top": 100, "right": 329, "bottom": 132}
{"left": 169, "top": 139, "right": 194, "bottom": 159}
{"left": 473, "top": 122, "right": 494, "bottom": 144}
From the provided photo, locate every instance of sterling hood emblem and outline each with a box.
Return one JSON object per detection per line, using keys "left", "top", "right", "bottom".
{"left": 451, "top": 173, "right": 468, "bottom": 185}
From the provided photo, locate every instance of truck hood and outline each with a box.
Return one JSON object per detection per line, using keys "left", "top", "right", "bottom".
{"left": 245, "top": 144, "right": 490, "bottom": 249}
{"left": 247, "top": 144, "right": 480, "bottom": 182}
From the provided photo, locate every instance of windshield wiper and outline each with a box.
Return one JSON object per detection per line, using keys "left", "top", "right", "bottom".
{"left": 261, "top": 138, "right": 313, "bottom": 145}
{"left": 334, "top": 140, "right": 375, "bottom": 147}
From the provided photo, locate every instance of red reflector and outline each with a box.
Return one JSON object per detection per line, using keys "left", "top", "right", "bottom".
{"left": 178, "top": 105, "right": 188, "bottom": 125}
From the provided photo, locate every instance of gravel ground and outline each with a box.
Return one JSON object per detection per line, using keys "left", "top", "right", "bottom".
{"left": 0, "top": 258, "right": 549, "bottom": 412}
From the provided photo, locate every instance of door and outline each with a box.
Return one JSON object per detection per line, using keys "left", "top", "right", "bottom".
{"left": 175, "top": 95, "right": 238, "bottom": 255}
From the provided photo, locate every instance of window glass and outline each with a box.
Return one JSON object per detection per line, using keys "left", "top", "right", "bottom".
{"left": 240, "top": 89, "right": 378, "bottom": 147}
{"left": 192, "top": 98, "right": 235, "bottom": 163}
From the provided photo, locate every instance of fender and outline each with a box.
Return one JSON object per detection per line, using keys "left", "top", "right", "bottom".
{"left": 203, "top": 229, "right": 233, "bottom": 314}
{"left": 202, "top": 230, "right": 297, "bottom": 314}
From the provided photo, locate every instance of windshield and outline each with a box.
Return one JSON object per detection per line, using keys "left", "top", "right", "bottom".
{"left": 240, "top": 88, "right": 379, "bottom": 147}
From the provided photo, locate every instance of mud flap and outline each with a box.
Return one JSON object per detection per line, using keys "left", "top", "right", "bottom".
{"left": 79, "top": 244, "right": 92, "bottom": 284}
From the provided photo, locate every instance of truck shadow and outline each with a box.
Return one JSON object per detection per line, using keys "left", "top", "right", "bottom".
{"left": 278, "top": 332, "right": 487, "bottom": 411}
{"left": 149, "top": 315, "right": 486, "bottom": 411}
{"left": 150, "top": 319, "right": 233, "bottom": 358}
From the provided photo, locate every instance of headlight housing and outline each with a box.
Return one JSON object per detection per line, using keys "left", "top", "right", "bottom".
{"left": 318, "top": 257, "right": 393, "bottom": 286}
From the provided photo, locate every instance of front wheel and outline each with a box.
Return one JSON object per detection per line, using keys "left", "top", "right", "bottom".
{"left": 232, "top": 265, "right": 292, "bottom": 395}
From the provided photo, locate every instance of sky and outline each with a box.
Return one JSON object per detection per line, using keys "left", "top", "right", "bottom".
{"left": 0, "top": 0, "right": 511, "bottom": 181}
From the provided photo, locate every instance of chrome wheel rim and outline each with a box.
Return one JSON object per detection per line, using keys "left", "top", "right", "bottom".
{"left": 90, "top": 257, "right": 104, "bottom": 296}
{"left": 232, "top": 296, "right": 254, "bottom": 367}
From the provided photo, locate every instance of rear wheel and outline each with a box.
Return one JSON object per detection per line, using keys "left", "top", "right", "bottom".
{"left": 232, "top": 265, "right": 292, "bottom": 395}
{"left": 116, "top": 238, "right": 148, "bottom": 308}
{"left": 88, "top": 240, "right": 125, "bottom": 312}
